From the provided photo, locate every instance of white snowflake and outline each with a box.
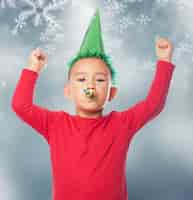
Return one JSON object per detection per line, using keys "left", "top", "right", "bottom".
{"left": 103, "top": 0, "right": 127, "bottom": 17}
{"left": 39, "top": 22, "right": 65, "bottom": 58}
{"left": 40, "top": 31, "right": 50, "bottom": 42}
{"left": 136, "top": 14, "right": 152, "bottom": 25}
{"left": 40, "top": 19, "right": 63, "bottom": 42}
{"left": 0, "top": 0, "right": 16, "bottom": 8}
{"left": 118, "top": 15, "right": 135, "bottom": 35}
{"left": 103, "top": 0, "right": 148, "bottom": 35}
{"left": 104, "top": 0, "right": 143, "bottom": 17}
{"left": 174, "top": 34, "right": 193, "bottom": 61}
{"left": 104, "top": 14, "right": 135, "bottom": 35}
{"left": 177, "top": 41, "right": 193, "bottom": 54}
{"left": 12, "top": 0, "right": 68, "bottom": 35}
{"left": 39, "top": 43, "right": 57, "bottom": 56}
{"left": 11, "top": 16, "right": 27, "bottom": 35}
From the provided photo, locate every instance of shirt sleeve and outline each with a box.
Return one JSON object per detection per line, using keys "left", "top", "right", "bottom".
{"left": 11, "top": 68, "right": 55, "bottom": 144}
{"left": 119, "top": 60, "right": 176, "bottom": 138}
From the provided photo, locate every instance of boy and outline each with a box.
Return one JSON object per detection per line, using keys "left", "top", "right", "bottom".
{"left": 11, "top": 9, "right": 175, "bottom": 200}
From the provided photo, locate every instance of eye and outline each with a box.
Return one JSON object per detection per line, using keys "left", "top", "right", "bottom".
{"left": 77, "top": 78, "right": 85, "bottom": 82}
{"left": 96, "top": 79, "right": 105, "bottom": 82}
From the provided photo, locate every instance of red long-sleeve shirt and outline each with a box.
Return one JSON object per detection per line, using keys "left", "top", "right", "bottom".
{"left": 11, "top": 60, "right": 175, "bottom": 200}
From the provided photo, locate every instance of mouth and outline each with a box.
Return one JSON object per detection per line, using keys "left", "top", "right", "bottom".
{"left": 84, "top": 94, "right": 97, "bottom": 103}
{"left": 83, "top": 88, "right": 96, "bottom": 99}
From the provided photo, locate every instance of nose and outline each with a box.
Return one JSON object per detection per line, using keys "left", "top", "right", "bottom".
{"left": 86, "top": 80, "right": 95, "bottom": 89}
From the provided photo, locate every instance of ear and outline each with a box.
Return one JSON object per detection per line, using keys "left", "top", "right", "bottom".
{"left": 108, "top": 87, "right": 118, "bottom": 102}
{"left": 64, "top": 84, "right": 71, "bottom": 100}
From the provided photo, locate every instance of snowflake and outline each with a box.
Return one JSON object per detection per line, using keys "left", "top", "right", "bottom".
{"left": 104, "top": 14, "right": 135, "bottom": 35}
{"left": 40, "top": 19, "right": 63, "bottom": 42}
{"left": 136, "top": 14, "right": 152, "bottom": 25}
{"left": 103, "top": 0, "right": 143, "bottom": 17}
{"left": 177, "top": 42, "right": 193, "bottom": 54}
{"left": 40, "top": 29, "right": 65, "bottom": 43}
{"left": 11, "top": 16, "right": 27, "bottom": 35}
{"left": 40, "top": 31, "right": 50, "bottom": 42}
{"left": 39, "top": 43, "right": 57, "bottom": 56}
{"left": 39, "top": 20, "right": 65, "bottom": 58}
{"left": 114, "top": 16, "right": 135, "bottom": 34}
{"left": 118, "top": 15, "right": 135, "bottom": 35}
{"left": 0, "top": 0, "right": 16, "bottom": 8}
{"left": 12, "top": 0, "right": 68, "bottom": 35}
{"left": 103, "top": 0, "right": 128, "bottom": 17}
{"left": 174, "top": 34, "right": 193, "bottom": 61}
{"left": 103, "top": 0, "right": 147, "bottom": 35}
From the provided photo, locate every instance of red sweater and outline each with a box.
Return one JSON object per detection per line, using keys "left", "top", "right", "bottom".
{"left": 11, "top": 60, "right": 175, "bottom": 200}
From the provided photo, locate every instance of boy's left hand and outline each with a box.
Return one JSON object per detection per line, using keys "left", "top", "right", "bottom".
{"left": 155, "top": 36, "right": 173, "bottom": 63}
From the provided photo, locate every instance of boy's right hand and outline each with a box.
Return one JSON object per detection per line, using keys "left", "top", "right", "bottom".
{"left": 27, "top": 48, "right": 47, "bottom": 73}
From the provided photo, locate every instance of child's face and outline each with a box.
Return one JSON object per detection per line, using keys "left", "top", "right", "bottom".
{"left": 64, "top": 57, "right": 117, "bottom": 113}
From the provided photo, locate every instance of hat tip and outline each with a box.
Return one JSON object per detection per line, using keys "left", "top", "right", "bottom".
{"left": 94, "top": 7, "right": 100, "bottom": 15}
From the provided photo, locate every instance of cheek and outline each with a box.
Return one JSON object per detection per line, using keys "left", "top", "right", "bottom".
{"left": 97, "top": 85, "right": 109, "bottom": 97}
{"left": 100, "top": 81, "right": 109, "bottom": 89}
{"left": 72, "top": 86, "right": 84, "bottom": 98}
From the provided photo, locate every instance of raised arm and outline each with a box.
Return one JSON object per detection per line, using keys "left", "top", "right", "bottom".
{"left": 119, "top": 37, "right": 176, "bottom": 137}
{"left": 11, "top": 48, "right": 54, "bottom": 144}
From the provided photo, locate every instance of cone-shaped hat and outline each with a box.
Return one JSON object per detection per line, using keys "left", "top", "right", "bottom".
{"left": 78, "top": 8, "right": 105, "bottom": 55}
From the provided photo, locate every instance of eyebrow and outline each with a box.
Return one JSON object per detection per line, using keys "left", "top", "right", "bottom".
{"left": 74, "top": 72, "right": 108, "bottom": 76}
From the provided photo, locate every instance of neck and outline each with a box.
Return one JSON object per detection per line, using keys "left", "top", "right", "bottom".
{"left": 76, "top": 108, "right": 103, "bottom": 119}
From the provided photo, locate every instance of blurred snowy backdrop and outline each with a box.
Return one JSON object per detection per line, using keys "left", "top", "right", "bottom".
{"left": 0, "top": 0, "right": 193, "bottom": 199}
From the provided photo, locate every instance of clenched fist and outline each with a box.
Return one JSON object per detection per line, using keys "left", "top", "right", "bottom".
{"left": 155, "top": 36, "right": 173, "bottom": 63}
{"left": 28, "top": 48, "right": 47, "bottom": 73}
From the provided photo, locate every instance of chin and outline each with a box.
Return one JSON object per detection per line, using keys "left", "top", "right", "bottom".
{"left": 80, "top": 104, "right": 103, "bottom": 112}
{"left": 82, "top": 106, "right": 99, "bottom": 112}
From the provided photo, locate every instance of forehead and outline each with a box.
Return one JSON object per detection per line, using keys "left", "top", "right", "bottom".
{"left": 70, "top": 57, "right": 110, "bottom": 76}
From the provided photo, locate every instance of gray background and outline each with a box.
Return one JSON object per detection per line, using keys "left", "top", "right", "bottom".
{"left": 0, "top": 0, "right": 193, "bottom": 199}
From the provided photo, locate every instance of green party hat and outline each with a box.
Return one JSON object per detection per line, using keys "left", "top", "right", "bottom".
{"left": 67, "top": 8, "right": 118, "bottom": 87}
{"left": 78, "top": 8, "right": 105, "bottom": 55}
